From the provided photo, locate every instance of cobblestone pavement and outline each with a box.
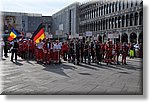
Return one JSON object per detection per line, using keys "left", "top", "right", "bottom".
{"left": 0, "top": 55, "right": 143, "bottom": 95}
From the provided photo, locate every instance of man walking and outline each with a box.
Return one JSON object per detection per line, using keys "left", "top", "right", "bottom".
{"left": 10, "top": 38, "right": 19, "bottom": 62}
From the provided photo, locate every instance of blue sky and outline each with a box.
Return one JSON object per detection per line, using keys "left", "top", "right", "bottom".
{"left": 0, "top": 0, "right": 87, "bottom": 16}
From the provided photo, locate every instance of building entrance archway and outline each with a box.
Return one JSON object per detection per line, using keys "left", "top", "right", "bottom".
{"left": 121, "top": 33, "right": 128, "bottom": 43}
{"left": 138, "top": 32, "right": 143, "bottom": 44}
{"left": 130, "top": 32, "right": 137, "bottom": 44}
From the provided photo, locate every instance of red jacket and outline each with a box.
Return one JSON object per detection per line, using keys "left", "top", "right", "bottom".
{"left": 62, "top": 43, "right": 68, "bottom": 52}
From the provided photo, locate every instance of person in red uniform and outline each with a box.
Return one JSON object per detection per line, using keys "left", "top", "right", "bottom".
{"left": 105, "top": 40, "right": 113, "bottom": 65}
{"left": 28, "top": 39, "right": 33, "bottom": 59}
{"left": 18, "top": 39, "right": 23, "bottom": 58}
{"left": 122, "top": 42, "right": 129, "bottom": 65}
{"left": 62, "top": 41, "right": 69, "bottom": 61}
{"left": 22, "top": 39, "right": 28, "bottom": 59}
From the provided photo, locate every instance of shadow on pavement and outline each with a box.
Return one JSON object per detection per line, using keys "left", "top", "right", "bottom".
{"left": 26, "top": 60, "right": 34, "bottom": 65}
{"left": 42, "top": 64, "right": 75, "bottom": 78}
{"left": 77, "top": 63, "right": 99, "bottom": 71}
{"left": 14, "top": 61, "right": 23, "bottom": 66}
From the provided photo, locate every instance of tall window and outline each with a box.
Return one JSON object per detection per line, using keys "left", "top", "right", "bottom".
{"left": 109, "top": 4, "right": 111, "bottom": 13}
{"left": 115, "top": 17, "right": 117, "bottom": 28}
{"left": 122, "top": 15, "right": 125, "bottom": 27}
{"left": 126, "top": 15, "right": 129, "bottom": 27}
{"left": 131, "top": 1, "right": 133, "bottom": 7}
{"left": 139, "top": 11, "right": 143, "bottom": 25}
{"left": 115, "top": 2, "right": 118, "bottom": 11}
{"left": 101, "top": 6, "right": 103, "bottom": 16}
{"left": 104, "top": 5, "right": 106, "bottom": 15}
{"left": 122, "top": 2, "right": 125, "bottom": 9}
{"left": 106, "top": 19, "right": 108, "bottom": 29}
{"left": 135, "top": 12, "right": 138, "bottom": 25}
{"left": 112, "top": 3, "right": 114, "bottom": 12}
{"left": 135, "top": 1, "right": 138, "bottom": 6}
{"left": 106, "top": 4, "right": 109, "bottom": 14}
{"left": 109, "top": 19, "right": 111, "bottom": 29}
{"left": 103, "top": 20, "right": 105, "bottom": 30}
{"left": 112, "top": 18, "right": 114, "bottom": 29}
{"left": 99, "top": 7, "right": 101, "bottom": 16}
{"left": 119, "top": 2, "right": 121, "bottom": 11}
{"left": 130, "top": 14, "right": 133, "bottom": 26}
{"left": 118, "top": 16, "right": 121, "bottom": 28}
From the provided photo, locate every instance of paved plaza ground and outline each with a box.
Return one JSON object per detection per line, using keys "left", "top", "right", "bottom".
{"left": 0, "top": 55, "right": 143, "bottom": 95}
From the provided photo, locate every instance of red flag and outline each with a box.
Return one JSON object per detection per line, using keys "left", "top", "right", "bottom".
{"left": 8, "top": 36, "right": 14, "bottom": 41}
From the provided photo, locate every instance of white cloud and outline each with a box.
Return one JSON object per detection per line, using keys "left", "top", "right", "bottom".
{"left": 0, "top": 0, "right": 86, "bottom": 16}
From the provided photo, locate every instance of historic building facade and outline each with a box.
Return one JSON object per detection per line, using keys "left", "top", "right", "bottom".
{"left": 52, "top": 2, "right": 80, "bottom": 36}
{"left": 2, "top": 12, "right": 52, "bottom": 35}
{"left": 79, "top": 0, "right": 143, "bottom": 44}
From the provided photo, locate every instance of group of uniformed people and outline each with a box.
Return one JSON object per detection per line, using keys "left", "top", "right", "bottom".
{"left": 7, "top": 37, "right": 133, "bottom": 65}
{"left": 64, "top": 39, "right": 129, "bottom": 65}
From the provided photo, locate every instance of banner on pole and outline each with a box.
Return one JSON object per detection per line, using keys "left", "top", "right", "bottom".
{"left": 69, "top": 35, "right": 73, "bottom": 39}
{"left": 49, "top": 34, "right": 53, "bottom": 38}
{"left": 59, "top": 24, "right": 63, "bottom": 30}
{"left": 56, "top": 30, "right": 62, "bottom": 35}
{"left": 45, "top": 32, "right": 49, "bottom": 38}
{"left": 86, "top": 31, "right": 92, "bottom": 37}
{"left": 26, "top": 32, "right": 32, "bottom": 38}
{"left": 108, "top": 34, "right": 119, "bottom": 38}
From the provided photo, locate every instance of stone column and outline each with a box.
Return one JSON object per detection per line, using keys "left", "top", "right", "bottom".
{"left": 138, "top": 12, "right": 140, "bottom": 26}
{"left": 124, "top": 15, "right": 126, "bottom": 27}
{"left": 136, "top": 30, "right": 139, "bottom": 44}
{"left": 128, "top": 30, "right": 130, "bottom": 43}
{"left": 133, "top": 13, "right": 135, "bottom": 26}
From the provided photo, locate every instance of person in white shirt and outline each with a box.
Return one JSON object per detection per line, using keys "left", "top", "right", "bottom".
{"left": 53, "top": 40, "right": 62, "bottom": 63}
{"left": 36, "top": 39, "right": 44, "bottom": 62}
{"left": 0, "top": 38, "right": 5, "bottom": 59}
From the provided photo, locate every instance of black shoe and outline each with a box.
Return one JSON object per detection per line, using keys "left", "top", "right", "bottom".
{"left": 124, "top": 63, "right": 127, "bottom": 65}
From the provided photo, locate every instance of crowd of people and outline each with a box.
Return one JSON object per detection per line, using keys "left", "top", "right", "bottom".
{"left": 0, "top": 37, "right": 143, "bottom": 65}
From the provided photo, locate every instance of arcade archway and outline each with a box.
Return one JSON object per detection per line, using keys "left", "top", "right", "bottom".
{"left": 121, "top": 33, "right": 128, "bottom": 43}
{"left": 98, "top": 35, "right": 102, "bottom": 43}
{"left": 138, "top": 32, "right": 143, "bottom": 44}
{"left": 115, "top": 34, "right": 120, "bottom": 43}
{"left": 130, "top": 32, "right": 137, "bottom": 44}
